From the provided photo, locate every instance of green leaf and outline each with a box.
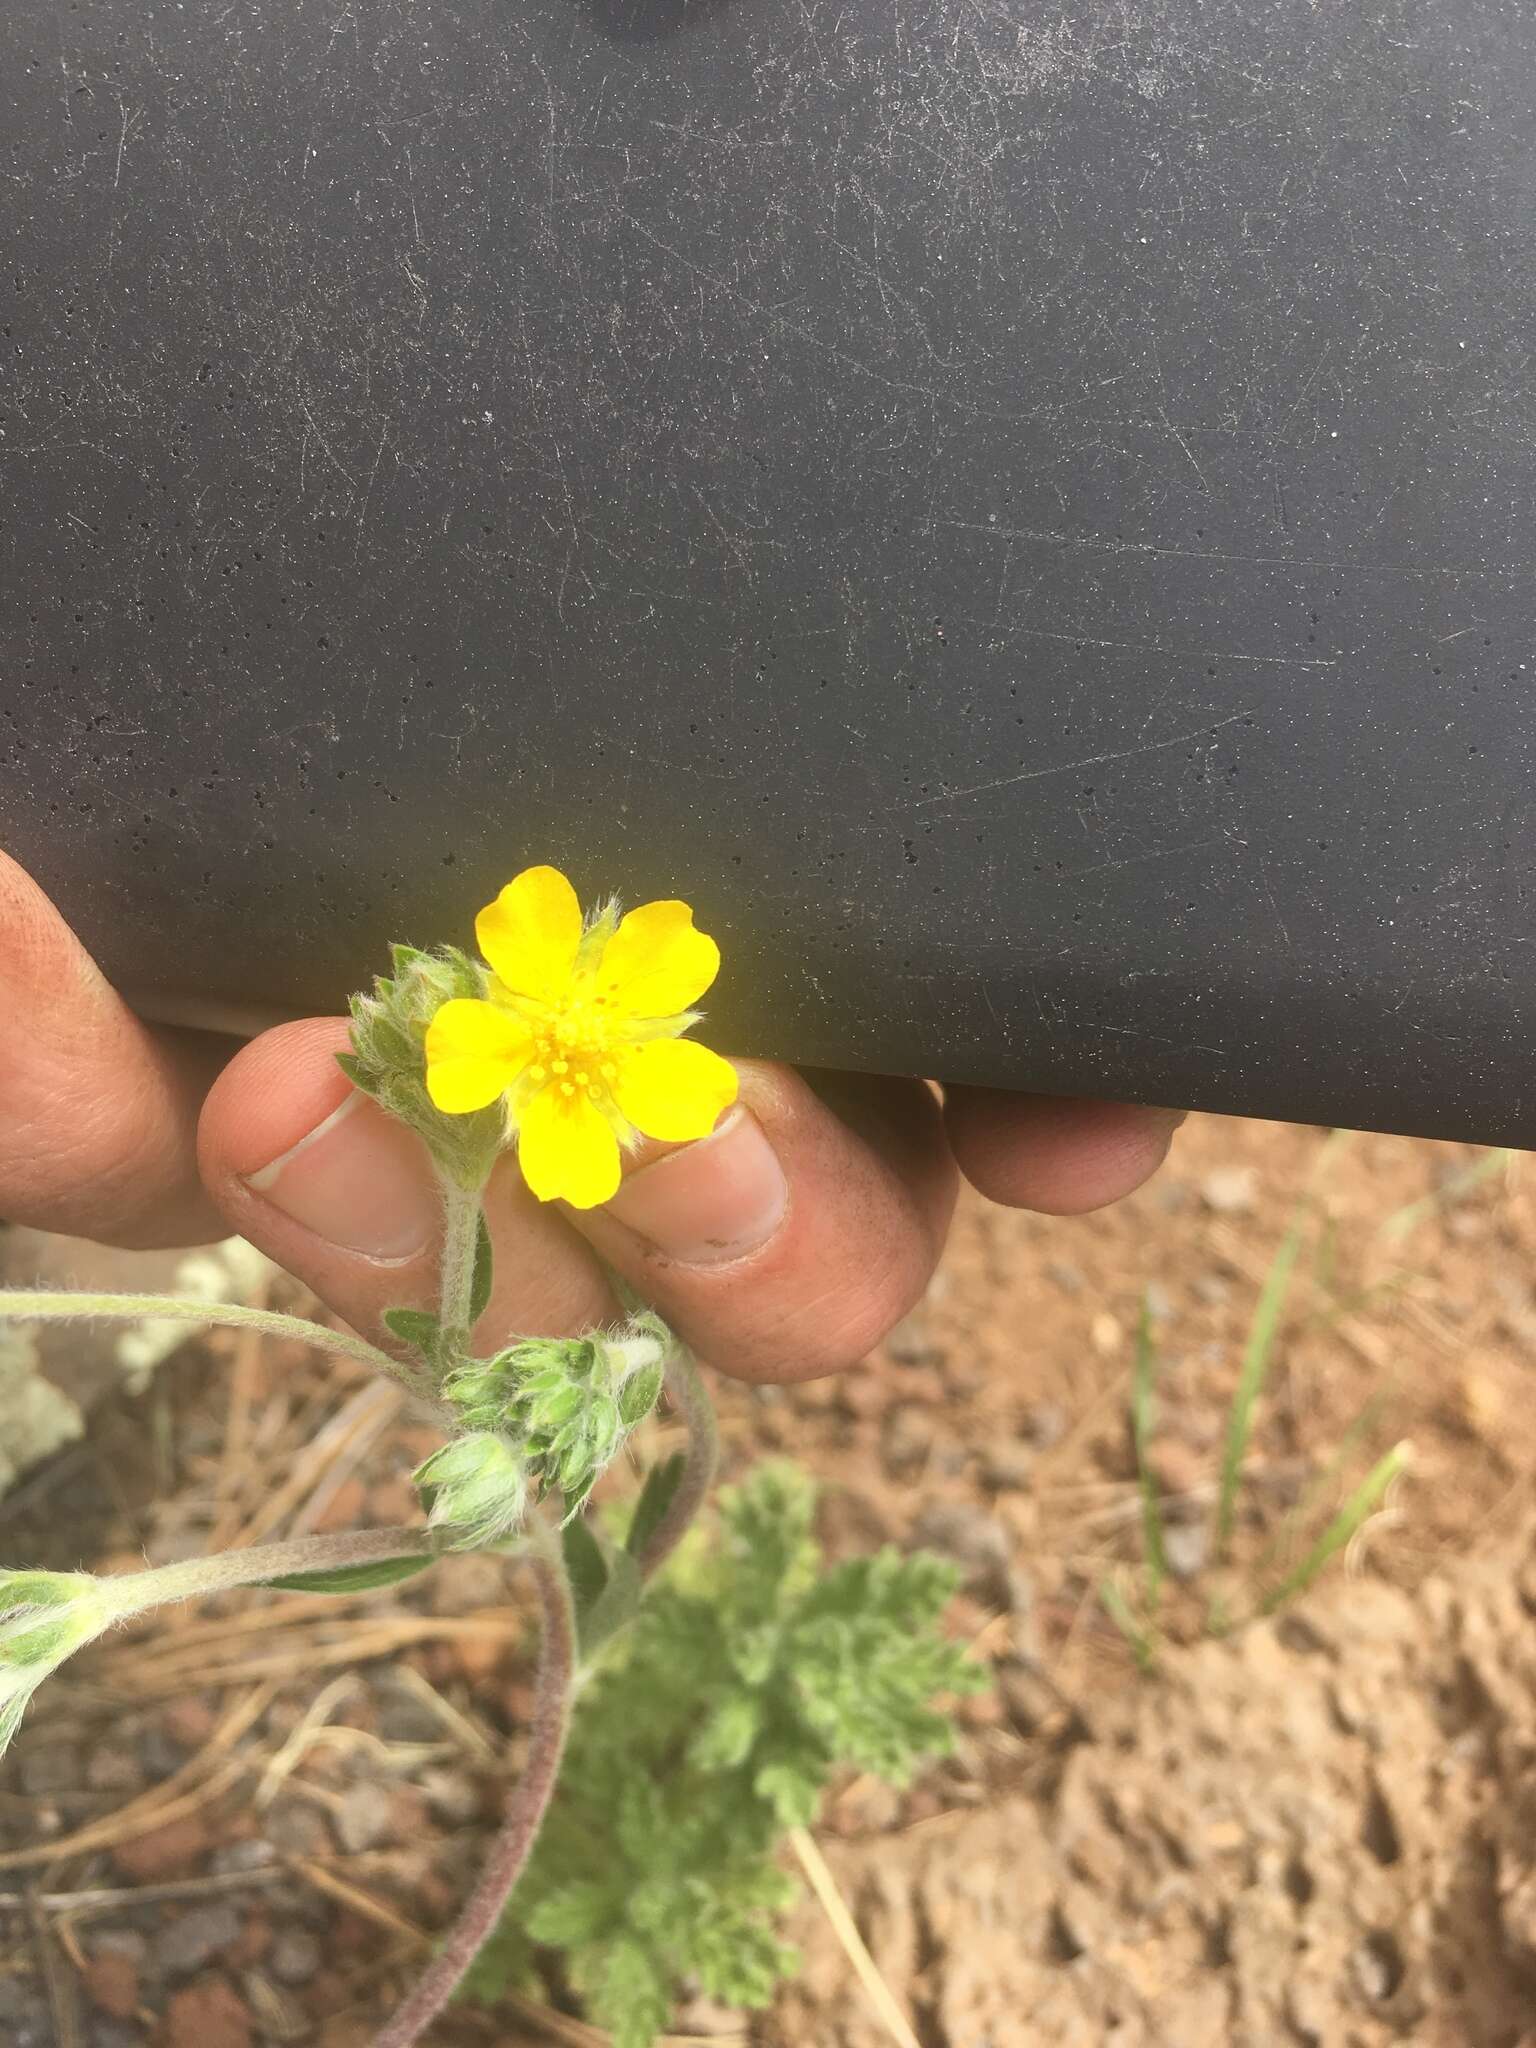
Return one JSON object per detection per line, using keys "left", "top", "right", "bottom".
{"left": 333, "top": 1050, "right": 374, "bottom": 1091}
{"left": 689, "top": 1691, "right": 762, "bottom": 1771}
{"left": 469, "top": 1214, "right": 494, "bottom": 1324}
{"left": 383, "top": 1307, "right": 442, "bottom": 1360}
{"left": 522, "top": 1881, "right": 613, "bottom": 1947}
{"left": 590, "top": 1936, "right": 672, "bottom": 2048}
{"left": 618, "top": 1362, "right": 665, "bottom": 1429}
{"left": 561, "top": 1515, "right": 610, "bottom": 1618}
{"left": 577, "top": 1544, "right": 642, "bottom": 1658}
{"left": 260, "top": 1555, "right": 436, "bottom": 1596}
{"left": 626, "top": 1453, "right": 687, "bottom": 1559}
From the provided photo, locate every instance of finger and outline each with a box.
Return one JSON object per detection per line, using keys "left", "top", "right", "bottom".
{"left": 0, "top": 849, "right": 229, "bottom": 1247}
{"left": 564, "top": 1060, "right": 958, "bottom": 1384}
{"left": 198, "top": 1019, "right": 614, "bottom": 1352}
{"left": 943, "top": 1088, "right": 1186, "bottom": 1214}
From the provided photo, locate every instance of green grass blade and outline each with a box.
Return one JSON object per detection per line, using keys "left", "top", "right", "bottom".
{"left": 1378, "top": 1147, "right": 1513, "bottom": 1244}
{"left": 1216, "top": 1213, "right": 1305, "bottom": 1561}
{"left": 1130, "top": 1296, "right": 1167, "bottom": 1606}
{"left": 1250, "top": 1388, "right": 1390, "bottom": 1580}
{"left": 1260, "top": 1442, "right": 1412, "bottom": 1615}
{"left": 1098, "top": 1577, "right": 1156, "bottom": 1672}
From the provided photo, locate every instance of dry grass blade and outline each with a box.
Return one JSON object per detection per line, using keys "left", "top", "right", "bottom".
{"left": 231, "top": 1378, "right": 403, "bottom": 1549}
{"left": 789, "top": 1826, "right": 923, "bottom": 2048}
{"left": 93, "top": 1611, "right": 524, "bottom": 1699}
{"left": 0, "top": 1682, "right": 277, "bottom": 1872}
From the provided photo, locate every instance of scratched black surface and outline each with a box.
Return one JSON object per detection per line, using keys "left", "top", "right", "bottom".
{"left": 3, "top": 1, "right": 1535, "bottom": 1142}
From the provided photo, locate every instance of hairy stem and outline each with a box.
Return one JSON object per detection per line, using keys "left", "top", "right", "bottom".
{"left": 438, "top": 1181, "right": 483, "bottom": 1342}
{"left": 635, "top": 1341, "right": 719, "bottom": 1581}
{"left": 104, "top": 1527, "right": 439, "bottom": 1616}
{"left": 371, "top": 1523, "right": 575, "bottom": 2048}
{"left": 0, "top": 1291, "right": 397, "bottom": 1378}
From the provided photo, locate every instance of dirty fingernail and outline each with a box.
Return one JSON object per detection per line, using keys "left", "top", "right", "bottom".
{"left": 243, "top": 1091, "right": 436, "bottom": 1260}
{"left": 602, "top": 1108, "right": 789, "bottom": 1266}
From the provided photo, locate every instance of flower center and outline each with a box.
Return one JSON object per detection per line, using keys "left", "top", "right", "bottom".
{"left": 525, "top": 993, "right": 621, "bottom": 1109}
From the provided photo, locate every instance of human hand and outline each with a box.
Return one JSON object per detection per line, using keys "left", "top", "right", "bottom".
{"left": 0, "top": 851, "right": 1183, "bottom": 1382}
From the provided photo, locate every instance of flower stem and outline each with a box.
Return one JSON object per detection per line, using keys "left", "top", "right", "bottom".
{"left": 634, "top": 1341, "right": 719, "bottom": 1582}
{"left": 371, "top": 1522, "right": 576, "bottom": 2048}
{"left": 437, "top": 1181, "right": 484, "bottom": 1341}
{"left": 104, "top": 1527, "right": 439, "bottom": 1615}
{"left": 0, "top": 1291, "right": 397, "bottom": 1378}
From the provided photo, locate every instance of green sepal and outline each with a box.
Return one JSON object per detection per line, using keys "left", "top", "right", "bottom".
{"left": 470, "top": 1214, "right": 494, "bottom": 1324}
{"left": 625, "top": 1452, "right": 687, "bottom": 1560}
{"left": 618, "top": 1362, "right": 665, "bottom": 1429}
{"left": 260, "top": 1555, "right": 437, "bottom": 1596}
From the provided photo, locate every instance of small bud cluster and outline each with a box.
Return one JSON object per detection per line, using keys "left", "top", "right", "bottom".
{"left": 339, "top": 944, "right": 505, "bottom": 1190}
{"left": 417, "top": 1317, "right": 669, "bottom": 1543}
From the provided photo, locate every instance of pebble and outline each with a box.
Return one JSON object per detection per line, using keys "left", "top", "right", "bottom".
{"left": 1143, "top": 1281, "right": 1174, "bottom": 1322}
{"left": 162, "top": 1695, "right": 217, "bottom": 1749}
{"left": 156, "top": 1902, "right": 245, "bottom": 1977}
{"left": 335, "top": 1779, "right": 395, "bottom": 1854}
{"left": 139, "top": 1723, "right": 190, "bottom": 1781}
{"left": 0, "top": 1977, "right": 50, "bottom": 2048}
{"left": 371, "top": 1673, "right": 449, "bottom": 1744}
{"left": 880, "top": 1405, "right": 935, "bottom": 1476}
{"left": 419, "top": 1766, "right": 482, "bottom": 1827}
{"left": 91, "top": 2022, "right": 142, "bottom": 2048}
{"left": 83, "top": 1950, "right": 139, "bottom": 2020}
{"left": 18, "top": 1743, "right": 81, "bottom": 1796}
{"left": 262, "top": 1797, "right": 330, "bottom": 1858}
{"left": 210, "top": 1838, "right": 277, "bottom": 1875}
{"left": 163, "top": 1975, "right": 253, "bottom": 2048}
{"left": 268, "top": 1926, "right": 324, "bottom": 1988}
{"left": 91, "top": 1929, "right": 149, "bottom": 1967}
{"left": 1193, "top": 1272, "right": 1231, "bottom": 1307}
{"left": 111, "top": 1814, "right": 211, "bottom": 1883}
{"left": 1045, "top": 1260, "right": 1085, "bottom": 1296}
{"left": 1089, "top": 1312, "right": 1123, "bottom": 1359}
{"left": 885, "top": 1310, "right": 943, "bottom": 1366}
{"left": 1023, "top": 1402, "right": 1068, "bottom": 1450}
{"left": 980, "top": 1444, "right": 1035, "bottom": 1492}
{"left": 1201, "top": 1166, "right": 1258, "bottom": 1215}
{"left": 1162, "top": 1519, "right": 1211, "bottom": 1582}
{"left": 86, "top": 1744, "right": 148, "bottom": 1795}
{"left": 910, "top": 1502, "right": 1013, "bottom": 1605}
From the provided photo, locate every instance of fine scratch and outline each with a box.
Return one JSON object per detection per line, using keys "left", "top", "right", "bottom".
{"left": 916, "top": 708, "right": 1256, "bottom": 809}
{"left": 996, "top": 623, "right": 1336, "bottom": 668}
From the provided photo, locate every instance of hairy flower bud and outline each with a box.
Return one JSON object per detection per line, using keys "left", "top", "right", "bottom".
{"left": 437, "top": 1320, "right": 670, "bottom": 1522}
{"left": 0, "top": 1570, "right": 116, "bottom": 1755}
{"left": 339, "top": 946, "right": 506, "bottom": 1190}
{"left": 415, "top": 1433, "right": 530, "bottom": 1551}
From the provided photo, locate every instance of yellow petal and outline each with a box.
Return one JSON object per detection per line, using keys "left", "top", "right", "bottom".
{"left": 475, "top": 867, "right": 583, "bottom": 1005}
{"left": 596, "top": 900, "right": 721, "bottom": 1022}
{"left": 612, "top": 1039, "right": 739, "bottom": 1143}
{"left": 517, "top": 1084, "right": 622, "bottom": 1208}
{"left": 424, "top": 999, "right": 532, "bottom": 1113}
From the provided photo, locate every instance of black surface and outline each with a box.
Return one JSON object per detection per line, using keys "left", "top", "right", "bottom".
{"left": 3, "top": 0, "right": 1535, "bottom": 1143}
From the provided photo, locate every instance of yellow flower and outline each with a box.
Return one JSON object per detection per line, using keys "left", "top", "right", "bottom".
{"left": 423, "top": 867, "right": 739, "bottom": 1209}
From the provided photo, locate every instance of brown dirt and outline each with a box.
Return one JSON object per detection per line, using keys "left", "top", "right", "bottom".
{"left": 2, "top": 1112, "right": 1535, "bottom": 2045}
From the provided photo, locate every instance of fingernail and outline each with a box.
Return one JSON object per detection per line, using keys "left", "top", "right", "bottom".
{"left": 243, "top": 1092, "right": 436, "bottom": 1260}
{"left": 603, "top": 1108, "right": 789, "bottom": 1266}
